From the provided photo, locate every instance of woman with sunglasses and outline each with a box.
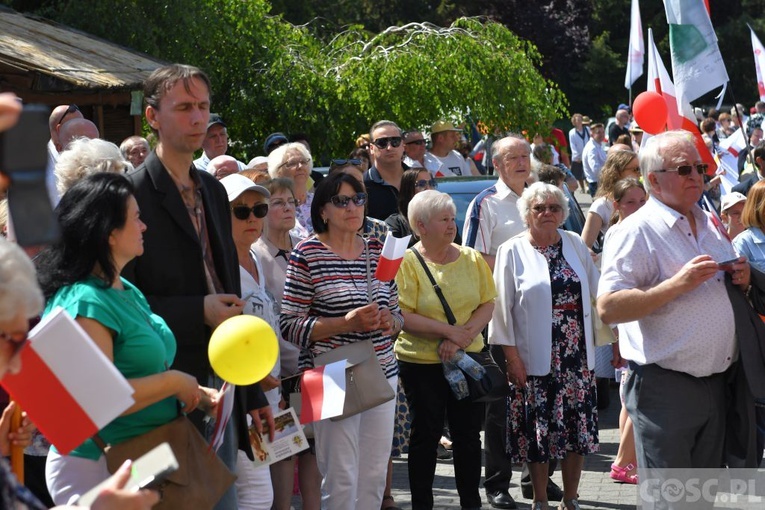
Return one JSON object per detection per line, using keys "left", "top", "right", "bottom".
{"left": 328, "top": 159, "right": 389, "bottom": 242}
{"left": 490, "top": 182, "right": 600, "bottom": 510}
{"left": 385, "top": 168, "right": 437, "bottom": 248}
{"left": 36, "top": 174, "right": 216, "bottom": 505}
{"left": 220, "top": 174, "right": 285, "bottom": 509}
{"left": 281, "top": 172, "right": 403, "bottom": 510}
{"left": 267, "top": 142, "right": 314, "bottom": 238}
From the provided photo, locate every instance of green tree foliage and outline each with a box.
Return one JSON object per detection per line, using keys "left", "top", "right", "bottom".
{"left": 3, "top": 1, "right": 566, "bottom": 160}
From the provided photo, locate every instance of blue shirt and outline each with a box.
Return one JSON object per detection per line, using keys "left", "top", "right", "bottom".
{"left": 733, "top": 227, "right": 765, "bottom": 272}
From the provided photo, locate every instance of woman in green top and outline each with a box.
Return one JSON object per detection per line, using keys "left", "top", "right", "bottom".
{"left": 37, "top": 173, "right": 217, "bottom": 505}
{"left": 395, "top": 190, "right": 496, "bottom": 510}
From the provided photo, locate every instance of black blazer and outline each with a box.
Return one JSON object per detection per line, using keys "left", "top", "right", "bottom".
{"left": 123, "top": 151, "right": 265, "bottom": 458}
{"left": 731, "top": 175, "right": 759, "bottom": 196}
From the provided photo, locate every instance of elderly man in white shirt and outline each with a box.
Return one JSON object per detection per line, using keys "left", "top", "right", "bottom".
{"left": 598, "top": 130, "right": 750, "bottom": 470}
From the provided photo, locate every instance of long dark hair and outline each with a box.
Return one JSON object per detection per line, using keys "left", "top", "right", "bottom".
{"left": 311, "top": 172, "right": 364, "bottom": 234}
{"left": 397, "top": 168, "right": 429, "bottom": 218}
{"left": 37, "top": 173, "right": 134, "bottom": 299}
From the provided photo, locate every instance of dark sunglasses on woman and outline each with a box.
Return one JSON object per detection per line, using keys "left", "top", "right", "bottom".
{"left": 232, "top": 203, "right": 269, "bottom": 219}
{"left": 330, "top": 193, "right": 367, "bottom": 208}
{"left": 414, "top": 179, "right": 438, "bottom": 189}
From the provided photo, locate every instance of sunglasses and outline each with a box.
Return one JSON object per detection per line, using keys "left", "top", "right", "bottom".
{"left": 654, "top": 163, "right": 708, "bottom": 176}
{"left": 415, "top": 179, "right": 438, "bottom": 189}
{"left": 532, "top": 204, "right": 563, "bottom": 214}
{"left": 330, "top": 193, "right": 367, "bottom": 208}
{"left": 56, "top": 104, "right": 80, "bottom": 126}
{"left": 331, "top": 158, "right": 362, "bottom": 166}
{"left": 232, "top": 203, "right": 269, "bottom": 220}
{"left": 405, "top": 139, "right": 426, "bottom": 146}
{"left": 371, "top": 137, "right": 403, "bottom": 149}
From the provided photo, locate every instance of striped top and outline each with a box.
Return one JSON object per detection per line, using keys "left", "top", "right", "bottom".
{"left": 280, "top": 235, "right": 401, "bottom": 378}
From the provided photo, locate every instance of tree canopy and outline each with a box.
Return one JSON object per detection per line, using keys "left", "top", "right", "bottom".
{"left": 3, "top": 0, "right": 566, "bottom": 161}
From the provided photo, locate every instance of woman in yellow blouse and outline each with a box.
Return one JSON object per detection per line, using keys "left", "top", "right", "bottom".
{"left": 395, "top": 190, "right": 496, "bottom": 510}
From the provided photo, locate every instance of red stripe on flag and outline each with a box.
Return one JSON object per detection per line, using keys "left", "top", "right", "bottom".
{"left": 1, "top": 346, "right": 98, "bottom": 455}
{"left": 299, "top": 366, "right": 325, "bottom": 425}
{"left": 728, "top": 147, "right": 739, "bottom": 158}
{"left": 375, "top": 256, "right": 403, "bottom": 282}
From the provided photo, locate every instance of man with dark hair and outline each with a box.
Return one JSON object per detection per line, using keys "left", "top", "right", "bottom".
{"left": 123, "top": 63, "right": 270, "bottom": 510}
{"left": 583, "top": 123, "right": 607, "bottom": 197}
{"left": 363, "top": 120, "right": 406, "bottom": 220}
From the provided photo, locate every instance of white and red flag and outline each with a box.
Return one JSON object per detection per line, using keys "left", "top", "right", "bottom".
{"left": 750, "top": 25, "right": 765, "bottom": 101}
{"left": 298, "top": 360, "right": 346, "bottom": 424}
{"left": 374, "top": 235, "right": 411, "bottom": 281}
{"left": 1, "top": 308, "right": 135, "bottom": 454}
{"left": 625, "top": 0, "right": 645, "bottom": 89}
{"left": 663, "top": 0, "right": 728, "bottom": 108}
{"left": 646, "top": 28, "right": 717, "bottom": 174}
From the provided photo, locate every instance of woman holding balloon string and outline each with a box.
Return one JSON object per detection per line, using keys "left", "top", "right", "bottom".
{"left": 36, "top": 173, "right": 219, "bottom": 505}
{"left": 280, "top": 172, "right": 403, "bottom": 510}
{"left": 220, "top": 173, "right": 291, "bottom": 510}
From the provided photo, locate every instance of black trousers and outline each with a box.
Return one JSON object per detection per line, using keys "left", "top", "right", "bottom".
{"left": 399, "top": 360, "right": 483, "bottom": 509}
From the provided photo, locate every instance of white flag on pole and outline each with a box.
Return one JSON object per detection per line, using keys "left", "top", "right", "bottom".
{"left": 750, "top": 25, "right": 765, "bottom": 101}
{"left": 625, "top": 0, "right": 645, "bottom": 89}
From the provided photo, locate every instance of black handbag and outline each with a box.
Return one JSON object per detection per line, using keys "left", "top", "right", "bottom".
{"left": 410, "top": 248, "right": 509, "bottom": 402}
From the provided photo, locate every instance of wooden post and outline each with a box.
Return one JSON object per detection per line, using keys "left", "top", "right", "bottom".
{"left": 10, "top": 403, "right": 23, "bottom": 483}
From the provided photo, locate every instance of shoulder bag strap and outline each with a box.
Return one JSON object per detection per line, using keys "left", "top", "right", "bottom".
{"left": 409, "top": 248, "right": 457, "bottom": 325}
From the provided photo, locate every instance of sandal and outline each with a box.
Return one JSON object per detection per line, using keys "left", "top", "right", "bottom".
{"left": 532, "top": 502, "right": 550, "bottom": 510}
{"left": 381, "top": 495, "right": 403, "bottom": 510}
{"left": 610, "top": 462, "right": 638, "bottom": 484}
{"left": 558, "top": 499, "right": 582, "bottom": 510}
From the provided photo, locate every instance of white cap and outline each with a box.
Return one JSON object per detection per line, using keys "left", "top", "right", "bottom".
{"left": 247, "top": 156, "right": 268, "bottom": 168}
{"left": 721, "top": 191, "right": 747, "bottom": 212}
{"left": 220, "top": 174, "right": 270, "bottom": 202}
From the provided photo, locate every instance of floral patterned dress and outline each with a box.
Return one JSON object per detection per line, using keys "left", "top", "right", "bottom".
{"left": 505, "top": 239, "right": 598, "bottom": 463}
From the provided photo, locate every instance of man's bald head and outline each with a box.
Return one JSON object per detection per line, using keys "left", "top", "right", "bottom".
{"left": 49, "top": 105, "right": 84, "bottom": 148}
{"left": 207, "top": 155, "right": 239, "bottom": 180}
{"left": 58, "top": 118, "right": 99, "bottom": 151}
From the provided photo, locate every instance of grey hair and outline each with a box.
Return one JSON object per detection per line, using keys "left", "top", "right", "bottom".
{"left": 517, "top": 181, "right": 569, "bottom": 227}
{"left": 491, "top": 134, "right": 530, "bottom": 165}
{"left": 55, "top": 138, "right": 132, "bottom": 196}
{"left": 639, "top": 130, "right": 698, "bottom": 194}
{"left": 119, "top": 136, "right": 149, "bottom": 159}
{"left": 0, "top": 238, "right": 43, "bottom": 322}
{"left": 267, "top": 142, "right": 313, "bottom": 179}
{"left": 407, "top": 190, "right": 457, "bottom": 237}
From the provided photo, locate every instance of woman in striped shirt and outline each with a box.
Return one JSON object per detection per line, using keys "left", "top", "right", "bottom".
{"left": 280, "top": 172, "right": 402, "bottom": 510}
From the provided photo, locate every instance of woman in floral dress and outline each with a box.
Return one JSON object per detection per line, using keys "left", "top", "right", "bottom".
{"left": 489, "top": 182, "right": 600, "bottom": 510}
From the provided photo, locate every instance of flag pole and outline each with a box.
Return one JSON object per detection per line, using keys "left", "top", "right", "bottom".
{"left": 10, "top": 403, "right": 23, "bottom": 483}
{"left": 728, "top": 82, "right": 755, "bottom": 171}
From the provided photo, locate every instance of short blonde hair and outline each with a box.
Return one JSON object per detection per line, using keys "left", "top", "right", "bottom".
{"left": 407, "top": 190, "right": 456, "bottom": 237}
{"left": 55, "top": 138, "right": 131, "bottom": 196}
{"left": 517, "top": 181, "right": 569, "bottom": 227}
{"left": 0, "top": 238, "right": 43, "bottom": 322}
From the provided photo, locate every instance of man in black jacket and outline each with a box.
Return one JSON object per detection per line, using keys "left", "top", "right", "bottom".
{"left": 123, "top": 64, "right": 271, "bottom": 510}
{"left": 733, "top": 141, "right": 765, "bottom": 196}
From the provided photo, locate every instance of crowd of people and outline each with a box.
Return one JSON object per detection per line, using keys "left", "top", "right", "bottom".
{"left": 2, "top": 67, "right": 765, "bottom": 510}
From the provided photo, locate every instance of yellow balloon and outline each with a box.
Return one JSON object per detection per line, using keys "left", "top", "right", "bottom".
{"left": 208, "top": 315, "right": 278, "bottom": 385}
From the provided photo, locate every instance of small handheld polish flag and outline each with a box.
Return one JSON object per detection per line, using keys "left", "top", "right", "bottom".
{"left": 374, "top": 235, "right": 412, "bottom": 282}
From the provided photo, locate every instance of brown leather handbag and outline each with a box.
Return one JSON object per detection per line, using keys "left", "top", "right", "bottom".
{"left": 94, "top": 415, "right": 236, "bottom": 510}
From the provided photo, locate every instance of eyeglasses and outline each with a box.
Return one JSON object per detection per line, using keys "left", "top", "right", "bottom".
{"left": 371, "top": 137, "right": 403, "bottom": 149}
{"left": 415, "top": 179, "right": 438, "bottom": 189}
{"left": 56, "top": 104, "right": 80, "bottom": 126}
{"left": 270, "top": 198, "right": 298, "bottom": 209}
{"left": 331, "top": 159, "right": 362, "bottom": 166}
{"left": 330, "top": 193, "right": 367, "bottom": 208}
{"left": 232, "top": 203, "right": 269, "bottom": 220}
{"left": 279, "top": 158, "right": 311, "bottom": 170}
{"left": 532, "top": 204, "right": 564, "bottom": 214}
{"left": 654, "top": 163, "right": 708, "bottom": 177}
{"left": 405, "top": 139, "right": 426, "bottom": 146}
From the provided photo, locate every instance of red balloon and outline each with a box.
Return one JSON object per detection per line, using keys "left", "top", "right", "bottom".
{"left": 632, "top": 91, "right": 668, "bottom": 135}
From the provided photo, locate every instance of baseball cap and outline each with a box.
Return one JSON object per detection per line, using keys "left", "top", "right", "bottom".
{"left": 264, "top": 132, "right": 288, "bottom": 154}
{"left": 220, "top": 173, "right": 270, "bottom": 202}
{"left": 617, "top": 103, "right": 630, "bottom": 112}
{"left": 207, "top": 113, "right": 226, "bottom": 131}
{"left": 431, "top": 120, "right": 461, "bottom": 135}
{"left": 721, "top": 192, "right": 747, "bottom": 212}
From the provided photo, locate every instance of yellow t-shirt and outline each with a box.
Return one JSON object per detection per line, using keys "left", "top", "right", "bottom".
{"left": 395, "top": 245, "right": 497, "bottom": 364}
